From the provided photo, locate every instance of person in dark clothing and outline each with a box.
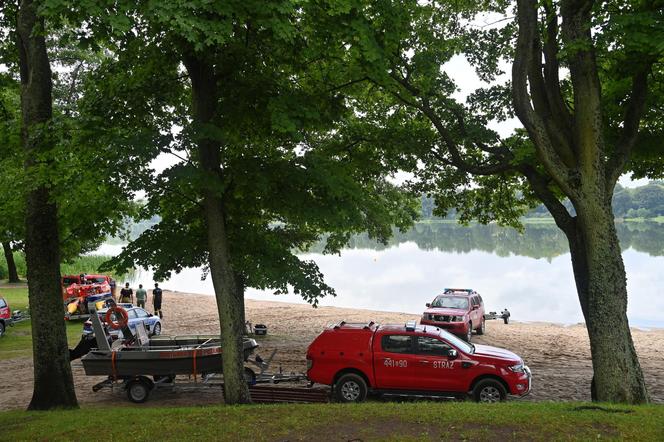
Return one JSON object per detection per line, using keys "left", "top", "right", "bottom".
{"left": 119, "top": 283, "right": 133, "bottom": 304}
{"left": 152, "top": 283, "right": 163, "bottom": 319}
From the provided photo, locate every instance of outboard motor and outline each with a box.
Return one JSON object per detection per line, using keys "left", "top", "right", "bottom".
{"left": 69, "top": 334, "right": 97, "bottom": 361}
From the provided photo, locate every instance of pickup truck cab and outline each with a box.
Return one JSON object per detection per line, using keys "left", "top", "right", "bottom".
{"left": 306, "top": 320, "right": 531, "bottom": 403}
{"left": 420, "top": 288, "right": 486, "bottom": 342}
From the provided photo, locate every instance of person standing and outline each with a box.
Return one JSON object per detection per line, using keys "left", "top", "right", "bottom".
{"left": 152, "top": 283, "right": 163, "bottom": 319}
{"left": 109, "top": 278, "right": 117, "bottom": 299}
{"left": 136, "top": 284, "right": 147, "bottom": 309}
{"left": 119, "top": 282, "right": 133, "bottom": 304}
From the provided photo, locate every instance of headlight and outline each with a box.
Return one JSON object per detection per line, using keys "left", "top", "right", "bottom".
{"left": 508, "top": 364, "right": 524, "bottom": 373}
{"left": 452, "top": 316, "right": 464, "bottom": 322}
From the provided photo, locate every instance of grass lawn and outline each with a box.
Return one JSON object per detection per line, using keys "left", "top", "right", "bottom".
{"left": 0, "top": 402, "right": 662, "bottom": 441}
{"left": 0, "top": 287, "right": 84, "bottom": 358}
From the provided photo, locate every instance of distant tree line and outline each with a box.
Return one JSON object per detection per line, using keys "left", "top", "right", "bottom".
{"left": 422, "top": 182, "right": 664, "bottom": 220}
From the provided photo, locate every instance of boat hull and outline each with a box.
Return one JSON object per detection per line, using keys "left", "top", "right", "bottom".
{"left": 82, "top": 336, "right": 258, "bottom": 377}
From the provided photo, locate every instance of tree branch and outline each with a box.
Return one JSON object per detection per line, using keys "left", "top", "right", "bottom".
{"left": 560, "top": 0, "right": 603, "bottom": 175}
{"left": 605, "top": 68, "right": 651, "bottom": 189}
{"left": 513, "top": 0, "right": 576, "bottom": 197}
{"left": 520, "top": 164, "right": 574, "bottom": 234}
{"left": 542, "top": 0, "right": 574, "bottom": 142}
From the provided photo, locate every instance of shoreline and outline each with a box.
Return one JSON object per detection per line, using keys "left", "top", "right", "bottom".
{"left": 147, "top": 289, "right": 664, "bottom": 330}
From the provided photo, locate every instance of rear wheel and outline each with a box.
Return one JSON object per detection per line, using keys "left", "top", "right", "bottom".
{"left": 472, "top": 379, "right": 506, "bottom": 403}
{"left": 335, "top": 373, "right": 368, "bottom": 403}
{"left": 126, "top": 377, "right": 153, "bottom": 403}
{"left": 477, "top": 318, "right": 485, "bottom": 335}
{"left": 465, "top": 323, "right": 472, "bottom": 343}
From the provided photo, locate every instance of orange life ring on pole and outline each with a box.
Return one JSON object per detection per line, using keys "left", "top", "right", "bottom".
{"left": 105, "top": 306, "right": 129, "bottom": 330}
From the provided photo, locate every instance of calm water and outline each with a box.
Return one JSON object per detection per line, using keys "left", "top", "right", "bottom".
{"left": 98, "top": 222, "right": 664, "bottom": 328}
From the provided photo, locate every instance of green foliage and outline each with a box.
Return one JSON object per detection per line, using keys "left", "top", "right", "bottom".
{"left": 88, "top": 0, "right": 419, "bottom": 306}
{"left": 0, "top": 8, "right": 165, "bottom": 261}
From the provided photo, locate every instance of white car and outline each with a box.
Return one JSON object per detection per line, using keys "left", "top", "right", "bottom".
{"left": 83, "top": 305, "right": 162, "bottom": 338}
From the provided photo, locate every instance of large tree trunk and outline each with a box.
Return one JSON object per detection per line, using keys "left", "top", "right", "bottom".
{"left": 183, "top": 53, "right": 251, "bottom": 405}
{"left": 572, "top": 196, "right": 649, "bottom": 403}
{"left": 17, "top": 0, "right": 78, "bottom": 410}
{"left": 2, "top": 242, "right": 20, "bottom": 283}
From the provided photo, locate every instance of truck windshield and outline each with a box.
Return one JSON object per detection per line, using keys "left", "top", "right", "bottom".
{"left": 431, "top": 296, "right": 469, "bottom": 309}
{"left": 439, "top": 329, "right": 473, "bottom": 354}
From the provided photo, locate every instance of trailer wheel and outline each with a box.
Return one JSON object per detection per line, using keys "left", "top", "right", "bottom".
{"left": 472, "top": 379, "right": 506, "bottom": 403}
{"left": 335, "top": 373, "right": 367, "bottom": 403}
{"left": 126, "top": 377, "right": 152, "bottom": 403}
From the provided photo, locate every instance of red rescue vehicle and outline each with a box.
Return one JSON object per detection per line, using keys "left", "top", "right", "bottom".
{"left": 420, "top": 288, "right": 486, "bottom": 343}
{"left": 62, "top": 274, "right": 113, "bottom": 320}
{"left": 306, "top": 320, "right": 531, "bottom": 403}
{"left": 0, "top": 296, "right": 11, "bottom": 337}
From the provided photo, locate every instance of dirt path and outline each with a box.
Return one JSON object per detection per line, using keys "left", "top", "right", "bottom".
{"left": 1, "top": 291, "right": 662, "bottom": 410}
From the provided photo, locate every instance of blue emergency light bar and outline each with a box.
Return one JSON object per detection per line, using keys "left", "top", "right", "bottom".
{"left": 443, "top": 288, "right": 474, "bottom": 294}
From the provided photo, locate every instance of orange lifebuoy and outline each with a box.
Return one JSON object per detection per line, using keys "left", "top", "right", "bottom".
{"left": 105, "top": 306, "right": 129, "bottom": 330}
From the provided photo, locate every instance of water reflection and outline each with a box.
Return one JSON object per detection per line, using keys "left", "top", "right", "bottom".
{"left": 117, "top": 222, "right": 664, "bottom": 328}
{"left": 319, "top": 221, "right": 664, "bottom": 259}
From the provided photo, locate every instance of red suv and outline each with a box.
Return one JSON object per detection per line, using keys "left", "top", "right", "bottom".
{"left": 0, "top": 297, "right": 12, "bottom": 337}
{"left": 420, "top": 288, "right": 485, "bottom": 342}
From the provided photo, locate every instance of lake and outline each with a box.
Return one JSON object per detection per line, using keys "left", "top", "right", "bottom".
{"left": 98, "top": 221, "right": 664, "bottom": 328}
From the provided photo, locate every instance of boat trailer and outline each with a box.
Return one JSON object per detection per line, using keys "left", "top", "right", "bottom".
{"left": 88, "top": 350, "right": 319, "bottom": 404}
{"left": 80, "top": 295, "right": 324, "bottom": 403}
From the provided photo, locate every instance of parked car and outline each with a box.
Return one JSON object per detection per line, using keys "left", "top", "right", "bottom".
{"left": 0, "top": 296, "right": 11, "bottom": 337}
{"left": 306, "top": 320, "right": 531, "bottom": 403}
{"left": 420, "top": 288, "right": 485, "bottom": 342}
{"left": 83, "top": 305, "right": 162, "bottom": 339}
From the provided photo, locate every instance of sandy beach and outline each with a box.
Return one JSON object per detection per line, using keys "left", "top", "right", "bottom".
{"left": 1, "top": 290, "right": 663, "bottom": 410}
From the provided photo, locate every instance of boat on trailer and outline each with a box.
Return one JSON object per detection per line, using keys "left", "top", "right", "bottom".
{"left": 78, "top": 294, "right": 310, "bottom": 403}
{"left": 80, "top": 295, "right": 258, "bottom": 378}
{"left": 82, "top": 335, "right": 259, "bottom": 377}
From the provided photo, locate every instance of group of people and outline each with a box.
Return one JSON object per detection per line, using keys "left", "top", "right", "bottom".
{"left": 116, "top": 282, "right": 164, "bottom": 319}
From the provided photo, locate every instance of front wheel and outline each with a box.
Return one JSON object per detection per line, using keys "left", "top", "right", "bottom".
{"left": 335, "top": 373, "right": 368, "bottom": 403}
{"left": 0, "top": 321, "right": 5, "bottom": 337}
{"left": 477, "top": 318, "right": 485, "bottom": 335}
{"left": 472, "top": 379, "right": 506, "bottom": 403}
{"left": 465, "top": 323, "right": 472, "bottom": 343}
{"left": 152, "top": 323, "right": 161, "bottom": 336}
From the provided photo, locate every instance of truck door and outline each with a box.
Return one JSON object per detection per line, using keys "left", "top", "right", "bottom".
{"left": 414, "top": 336, "right": 458, "bottom": 391}
{"left": 373, "top": 334, "right": 418, "bottom": 389}
{"left": 470, "top": 296, "right": 481, "bottom": 327}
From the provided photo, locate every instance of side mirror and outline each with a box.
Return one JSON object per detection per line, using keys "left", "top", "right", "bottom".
{"left": 472, "top": 305, "right": 479, "bottom": 310}
{"left": 447, "top": 349, "right": 458, "bottom": 359}
{"left": 148, "top": 313, "right": 153, "bottom": 317}
{"left": 425, "top": 303, "right": 431, "bottom": 308}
